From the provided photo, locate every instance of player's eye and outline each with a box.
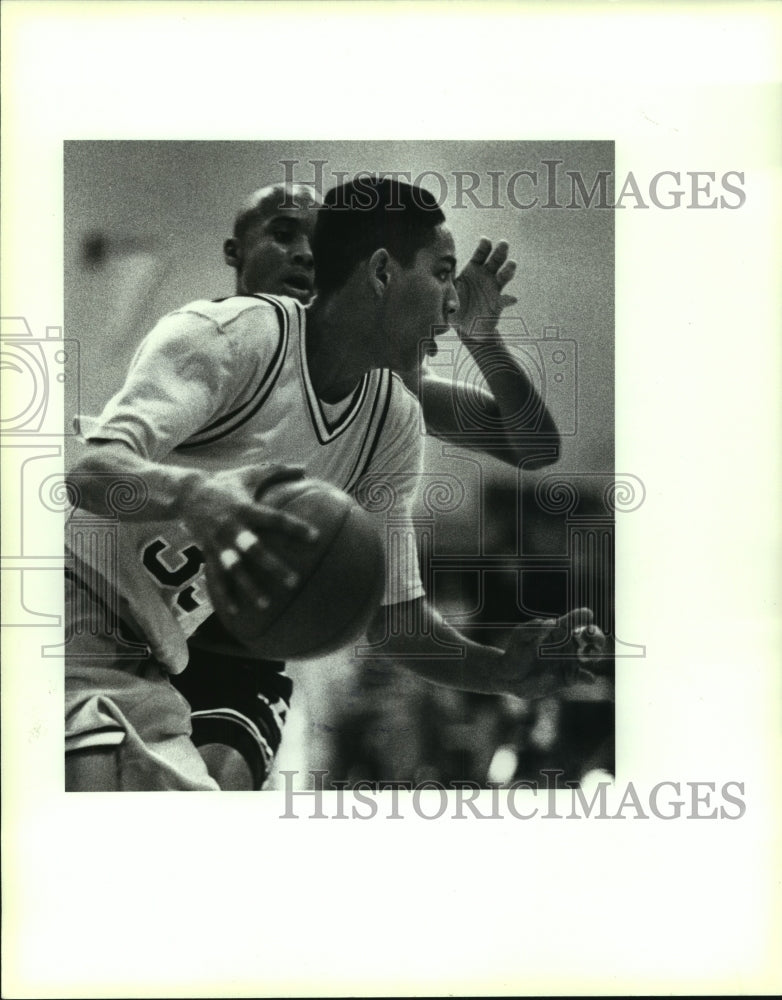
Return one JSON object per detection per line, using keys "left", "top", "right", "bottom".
{"left": 273, "top": 228, "right": 294, "bottom": 243}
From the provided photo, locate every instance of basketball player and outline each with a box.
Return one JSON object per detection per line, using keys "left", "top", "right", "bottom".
{"left": 221, "top": 181, "right": 561, "bottom": 467}
{"left": 176, "top": 180, "right": 565, "bottom": 790}
{"left": 65, "top": 177, "right": 603, "bottom": 791}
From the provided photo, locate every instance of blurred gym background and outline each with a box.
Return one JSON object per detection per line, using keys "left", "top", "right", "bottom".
{"left": 64, "top": 140, "right": 616, "bottom": 789}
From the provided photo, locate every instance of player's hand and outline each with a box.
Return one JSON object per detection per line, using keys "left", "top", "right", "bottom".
{"left": 182, "top": 463, "right": 319, "bottom": 613}
{"left": 453, "top": 237, "right": 518, "bottom": 343}
{"left": 498, "top": 608, "right": 607, "bottom": 700}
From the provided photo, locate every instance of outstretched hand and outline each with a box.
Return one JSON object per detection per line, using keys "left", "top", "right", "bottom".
{"left": 182, "top": 463, "right": 319, "bottom": 614}
{"left": 454, "top": 237, "right": 518, "bottom": 341}
{"left": 498, "top": 608, "right": 608, "bottom": 700}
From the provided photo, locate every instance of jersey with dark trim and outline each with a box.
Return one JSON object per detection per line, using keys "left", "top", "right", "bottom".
{"left": 74, "top": 294, "right": 425, "bottom": 672}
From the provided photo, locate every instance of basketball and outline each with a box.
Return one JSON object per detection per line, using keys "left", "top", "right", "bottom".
{"left": 210, "top": 478, "right": 386, "bottom": 660}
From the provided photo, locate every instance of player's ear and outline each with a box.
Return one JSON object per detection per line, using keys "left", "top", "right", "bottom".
{"left": 223, "top": 237, "right": 242, "bottom": 270}
{"left": 368, "top": 248, "right": 391, "bottom": 298}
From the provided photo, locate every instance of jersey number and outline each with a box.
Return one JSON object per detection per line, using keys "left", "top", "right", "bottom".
{"left": 142, "top": 539, "right": 206, "bottom": 613}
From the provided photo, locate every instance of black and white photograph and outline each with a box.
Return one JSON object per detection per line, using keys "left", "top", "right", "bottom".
{"left": 1, "top": 2, "right": 780, "bottom": 997}
{"left": 62, "top": 139, "right": 616, "bottom": 796}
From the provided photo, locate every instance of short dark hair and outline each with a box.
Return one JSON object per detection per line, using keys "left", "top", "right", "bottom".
{"left": 311, "top": 176, "right": 446, "bottom": 295}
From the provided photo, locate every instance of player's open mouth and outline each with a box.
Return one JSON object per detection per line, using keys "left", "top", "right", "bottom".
{"left": 281, "top": 273, "right": 314, "bottom": 299}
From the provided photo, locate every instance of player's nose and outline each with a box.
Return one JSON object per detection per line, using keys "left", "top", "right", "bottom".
{"left": 444, "top": 283, "right": 460, "bottom": 319}
{"left": 290, "top": 236, "right": 314, "bottom": 268}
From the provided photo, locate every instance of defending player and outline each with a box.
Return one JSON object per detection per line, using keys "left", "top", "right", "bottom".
{"left": 65, "top": 177, "right": 603, "bottom": 791}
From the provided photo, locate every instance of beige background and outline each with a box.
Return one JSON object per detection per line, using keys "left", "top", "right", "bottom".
{"left": 2, "top": 1, "right": 781, "bottom": 997}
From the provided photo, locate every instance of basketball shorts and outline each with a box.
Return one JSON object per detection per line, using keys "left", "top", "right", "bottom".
{"left": 64, "top": 569, "right": 218, "bottom": 791}
{"left": 175, "top": 615, "right": 292, "bottom": 791}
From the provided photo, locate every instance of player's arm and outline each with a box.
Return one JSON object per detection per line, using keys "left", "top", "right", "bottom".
{"left": 69, "top": 441, "right": 315, "bottom": 608}
{"left": 68, "top": 439, "right": 306, "bottom": 533}
{"left": 66, "top": 310, "right": 317, "bottom": 606}
{"left": 357, "top": 422, "right": 600, "bottom": 700}
{"left": 355, "top": 380, "right": 599, "bottom": 700}
{"left": 417, "top": 354, "right": 559, "bottom": 469}
{"left": 365, "top": 599, "right": 603, "bottom": 701}
{"left": 412, "top": 238, "right": 561, "bottom": 470}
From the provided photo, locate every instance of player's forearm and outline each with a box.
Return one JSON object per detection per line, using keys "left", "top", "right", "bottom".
{"left": 365, "top": 598, "right": 507, "bottom": 695}
{"left": 464, "top": 335, "right": 561, "bottom": 467}
{"left": 66, "top": 440, "right": 203, "bottom": 523}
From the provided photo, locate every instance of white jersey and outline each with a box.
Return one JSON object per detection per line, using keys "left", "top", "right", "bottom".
{"left": 72, "top": 294, "right": 425, "bottom": 672}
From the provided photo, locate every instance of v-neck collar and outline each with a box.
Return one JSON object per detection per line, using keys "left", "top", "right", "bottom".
{"left": 298, "top": 304, "right": 369, "bottom": 444}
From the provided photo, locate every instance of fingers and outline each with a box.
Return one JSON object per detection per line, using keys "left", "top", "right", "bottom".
{"left": 495, "top": 258, "right": 517, "bottom": 288}
{"left": 534, "top": 609, "right": 604, "bottom": 692}
{"left": 248, "top": 464, "right": 306, "bottom": 499}
{"left": 573, "top": 623, "right": 604, "bottom": 647}
{"left": 204, "top": 490, "right": 319, "bottom": 614}
{"left": 484, "top": 240, "right": 510, "bottom": 275}
{"left": 557, "top": 607, "right": 594, "bottom": 630}
{"left": 203, "top": 543, "right": 244, "bottom": 616}
{"left": 499, "top": 293, "right": 518, "bottom": 310}
{"left": 468, "top": 238, "right": 515, "bottom": 278}
{"left": 237, "top": 529, "right": 301, "bottom": 592}
{"left": 205, "top": 551, "right": 239, "bottom": 616}
{"left": 207, "top": 525, "right": 302, "bottom": 618}
{"left": 220, "top": 541, "right": 275, "bottom": 610}
{"left": 468, "top": 236, "right": 493, "bottom": 265}
{"left": 575, "top": 629, "right": 608, "bottom": 672}
{"left": 243, "top": 501, "right": 320, "bottom": 543}
{"left": 503, "top": 616, "right": 602, "bottom": 699}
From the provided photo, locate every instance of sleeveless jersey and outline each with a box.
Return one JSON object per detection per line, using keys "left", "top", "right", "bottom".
{"left": 72, "top": 294, "right": 425, "bottom": 672}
